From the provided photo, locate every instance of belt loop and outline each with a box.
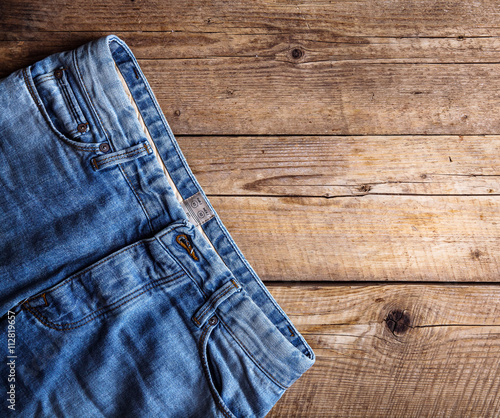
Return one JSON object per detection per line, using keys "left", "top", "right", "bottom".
{"left": 90, "top": 140, "right": 152, "bottom": 170}
{"left": 192, "top": 278, "right": 242, "bottom": 328}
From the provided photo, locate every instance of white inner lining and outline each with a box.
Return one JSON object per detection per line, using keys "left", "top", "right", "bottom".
{"left": 113, "top": 63, "right": 216, "bottom": 249}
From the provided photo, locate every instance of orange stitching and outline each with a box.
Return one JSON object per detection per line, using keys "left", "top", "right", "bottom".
{"left": 23, "top": 271, "right": 186, "bottom": 331}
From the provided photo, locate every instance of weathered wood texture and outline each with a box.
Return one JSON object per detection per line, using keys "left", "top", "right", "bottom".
{"left": 5, "top": 45, "right": 500, "bottom": 135}
{"left": 3, "top": 0, "right": 500, "bottom": 416}
{"left": 177, "top": 135, "right": 500, "bottom": 196}
{"left": 2, "top": 1, "right": 500, "bottom": 37}
{"left": 266, "top": 283, "right": 500, "bottom": 417}
{"left": 210, "top": 195, "right": 500, "bottom": 282}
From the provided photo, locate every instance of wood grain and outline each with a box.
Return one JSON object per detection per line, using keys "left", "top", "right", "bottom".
{"left": 4, "top": 32, "right": 500, "bottom": 70}
{"left": 3, "top": 1, "right": 500, "bottom": 416}
{"left": 209, "top": 195, "right": 500, "bottom": 282}
{"left": 177, "top": 135, "right": 500, "bottom": 196}
{"left": 76, "top": 60, "right": 500, "bottom": 135}
{"left": 7, "top": 56, "right": 500, "bottom": 136}
{"left": 265, "top": 283, "right": 500, "bottom": 417}
{"left": 2, "top": 0, "right": 500, "bottom": 37}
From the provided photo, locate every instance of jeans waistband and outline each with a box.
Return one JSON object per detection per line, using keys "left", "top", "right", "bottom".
{"left": 21, "top": 34, "right": 315, "bottom": 386}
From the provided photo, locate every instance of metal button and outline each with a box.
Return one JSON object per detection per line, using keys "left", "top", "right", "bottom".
{"left": 54, "top": 69, "right": 63, "bottom": 79}
{"left": 99, "top": 143, "right": 110, "bottom": 153}
{"left": 208, "top": 316, "right": 218, "bottom": 326}
{"left": 77, "top": 123, "right": 88, "bottom": 133}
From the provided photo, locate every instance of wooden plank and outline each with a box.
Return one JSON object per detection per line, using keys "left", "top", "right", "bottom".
{"left": 265, "top": 283, "right": 500, "bottom": 417}
{"left": 209, "top": 195, "right": 500, "bottom": 282}
{"left": 4, "top": 37, "right": 500, "bottom": 135}
{"left": 135, "top": 60, "right": 500, "bottom": 135}
{"left": 4, "top": 57, "right": 498, "bottom": 136}
{"left": 4, "top": 33, "right": 500, "bottom": 69}
{"left": 2, "top": 1, "right": 500, "bottom": 37}
{"left": 177, "top": 135, "right": 500, "bottom": 196}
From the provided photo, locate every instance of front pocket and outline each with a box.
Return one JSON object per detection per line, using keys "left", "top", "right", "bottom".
{"left": 199, "top": 318, "right": 238, "bottom": 418}
{"left": 199, "top": 315, "right": 287, "bottom": 418}
{"left": 32, "top": 67, "right": 91, "bottom": 142}
{"left": 21, "top": 234, "right": 188, "bottom": 332}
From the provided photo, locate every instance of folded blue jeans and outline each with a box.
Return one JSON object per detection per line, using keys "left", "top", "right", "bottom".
{"left": 0, "top": 35, "right": 315, "bottom": 416}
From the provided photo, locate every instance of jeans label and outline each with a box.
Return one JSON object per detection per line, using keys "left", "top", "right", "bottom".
{"left": 180, "top": 192, "right": 215, "bottom": 227}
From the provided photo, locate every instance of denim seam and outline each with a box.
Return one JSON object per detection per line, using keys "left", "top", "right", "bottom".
{"left": 213, "top": 208, "right": 315, "bottom": 358}
{"left": 198, "top": 321, "right": 234, "bottom": 418}
{"left": 21, "top": 67, "right": 97, "bottom": 153}
{"left": 34, "top": 75, "right": 56, "bottom": 84}
{"left": 26, "top": 222, "right": 188, "bottom": 304}
{"left": 72, "top": 50, "right": 114, "bottom": 151}
{"left": 193, "top": 279, "right": 240, "bottom": 326}
{"left": 58, "top": 70, "right": 85, "bottom": 127}
{"left": 28, "top": 240, "right": 146, "bottom": 300}
{"left": 93, "top": 143, "right": 151, "bottom": 169}
{"left": 73, "top": 50, "right": 154, "bottom": 233}
{"left": 155, "top": 233, "right": 208, "bottom": 301}
{"left": 23, "top": 271, "right": 186, "bottom": 331}
{"left": 119, "top": 164, "right": 155, "bottom": 234}
{"left": 96, "top": 144, "right": 148, "bottom": 165}
{"left": 219, "top": 316, "right": 289, "bottom": 390}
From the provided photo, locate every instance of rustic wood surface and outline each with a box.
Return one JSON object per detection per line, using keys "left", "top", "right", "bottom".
{"left": 2, "top": 1, "right": 500, "bottom": 416}
{"left": 266, "top": 283, "right": 500, "bottom": 417}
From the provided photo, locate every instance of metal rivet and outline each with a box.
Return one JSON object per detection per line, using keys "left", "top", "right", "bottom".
{"left": 54, "top": 69, "right": 63, "bottom": 79}
{"left": 99, "top": 143, "right": 110, "bottom": 153}
{"left": 77, "top": 123, "right": 87, "bottom": 133}
{"left": 208, "top": 316, "right": 218, "bottom": 326}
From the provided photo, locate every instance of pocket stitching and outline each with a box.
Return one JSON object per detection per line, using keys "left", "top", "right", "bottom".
{"left": 22, "top": 67, "right": 100, "bottom": 153}
{"left": 218, "top": 316, "right": 289, "bottom": 390}
{"left": 22, "top": 270, "right": 186, "bottom": 331}
{"left": 39, "top": 240, "right": 147, "bottom": 298}
{"left": 73, "top": 50, "right": 114, "bottom": 148}
{"left": 199, "top": 321, "right": 236, "bottom": 418}
{"left": 56, "top": 70, "right": 87, "bottom": 129}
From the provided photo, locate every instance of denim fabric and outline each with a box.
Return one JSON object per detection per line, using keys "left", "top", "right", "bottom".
{"left": 0, "top": 35, "right": 315, "bottom": 417}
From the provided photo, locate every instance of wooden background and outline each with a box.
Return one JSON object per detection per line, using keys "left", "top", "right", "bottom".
{"left": 2, "top": 1, "right": 500, "bottom": 416}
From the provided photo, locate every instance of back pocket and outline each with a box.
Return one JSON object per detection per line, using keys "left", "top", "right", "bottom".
{"left": 33, "top": 67, "right": 90, "bottom": 141}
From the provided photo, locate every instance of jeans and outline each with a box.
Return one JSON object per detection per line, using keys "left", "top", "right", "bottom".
{"left": 0, "top": 34, "right": 315, "bottom": 417}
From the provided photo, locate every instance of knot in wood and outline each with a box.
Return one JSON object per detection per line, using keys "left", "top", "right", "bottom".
{"left": 291, "top": 48, "right": 303, "bottom": 59}
{"left": 386, "top": 310, "right": 410, "bottom": 335}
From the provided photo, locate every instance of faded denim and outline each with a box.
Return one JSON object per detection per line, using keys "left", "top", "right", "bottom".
{"left": 0, "top": 35, "right": 315, "bottom": 417}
